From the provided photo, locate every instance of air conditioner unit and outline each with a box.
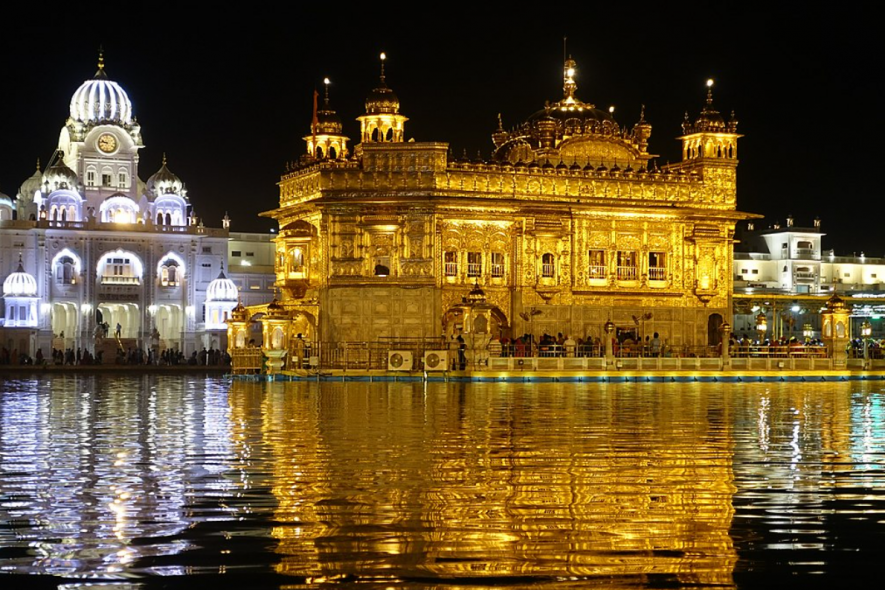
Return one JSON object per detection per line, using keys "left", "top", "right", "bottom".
{"left": 423, "top": 350, "right": 450, "bottom": 371}
{"left": 387, "top": 350, "right": 413, "bottom": 371}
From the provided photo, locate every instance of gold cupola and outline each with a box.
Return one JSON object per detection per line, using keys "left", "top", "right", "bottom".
{"left": 304, "top": 78, "right": 349, "bottom": 160}
{"left": 357, "top": 53, "right": 408, "bottom": 143}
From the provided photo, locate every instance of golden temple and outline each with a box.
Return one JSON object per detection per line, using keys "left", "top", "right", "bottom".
{"left": 255, "top": 54, "right": 755, "bottom": 352}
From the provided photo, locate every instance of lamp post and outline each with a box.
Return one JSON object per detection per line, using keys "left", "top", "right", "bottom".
{"left": 861, "top": 319, "right": 872, "bottom": 369}
{"left": 755, "top": 311, "right": 767, "bottom": 343}
{"left": 604, "top": 319, "right": 615, "bottom": 367}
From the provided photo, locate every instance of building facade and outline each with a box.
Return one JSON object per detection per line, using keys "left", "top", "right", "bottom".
{"left": 0, "top": 55, "right": 237, "bottom": 358}
{"left": 262, "top": 57, "right": 755, "bottom": 350}
{"left": 733, "top": 217, "right": 885, "bottom": 342}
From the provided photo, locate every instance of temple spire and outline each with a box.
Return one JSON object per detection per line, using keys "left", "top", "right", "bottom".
{"left": 563, "top": 56, "right": 577, "bottom": 103}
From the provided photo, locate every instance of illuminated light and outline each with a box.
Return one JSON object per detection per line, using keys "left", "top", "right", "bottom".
{"left": 609, "top": 106, "right": 615, "bottom": 114}
{"left": 186, "top": 305, "right": 195, "bottom": 316}
{"left": 240, "top": 260, "right": 252, "bottom": 266}
{"left": 323, "top": 77, "right": 330, "bottom": 85}
{"left": 148, "top": 304, "right": 158, "bottom": 315}
{"left": 699, "top": 275, "right": 711, "bottom": 290}
{"left": 40, "top": 303, "right": 51, "bottom": 314}
{"left": 81, "top": 303, "right": 92, "bottom": 314}
{"left": 707, "top": 78, "right": 714, "bottom": 87}
{"left": 751, "top": 305, "right": 760, "bottom": 312}
{"left": 380, "top": 52, "right": 386, "bottom": 61}
{"left": 791, "top": 304, "right": 801, "bottom": 312}
{"left": 567, "top": 68, "right": 575, "bottom": 77}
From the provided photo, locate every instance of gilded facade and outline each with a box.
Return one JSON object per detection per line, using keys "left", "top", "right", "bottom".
{"left": 263, "top": 57, "right": 754, "bottom": 347}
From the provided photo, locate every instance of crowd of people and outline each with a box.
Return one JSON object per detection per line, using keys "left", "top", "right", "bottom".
{"left": 0, "top": 345, "right": 231, "bottom": 367}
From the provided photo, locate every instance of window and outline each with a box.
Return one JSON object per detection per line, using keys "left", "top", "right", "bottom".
{"left": 246, "top": 252, "right": 254, "bottom": 257}
{"left": 741, "top": 268, "right": 748, "bottom": 274}
{"left": 101, "top": 257, "right": 136, "bottom": 284}
{"left": 102, "top": 173, "right": 112, "bottom": 186}
{"left": 781, "top": 243, "right": 788, "bottom": 249}
{"left": 202, "top": 246, "right": 212, "bottom": 254}
{"left": 844, "top": 272, "right": 851, "bottom": 277}
{"left": 374, "top": 255, "right": 390, "bottom": 276}
{"left": 444, "top": 251, "right": 457, "bottom": 276}
{"left": 160, "top": 262, "right": 179, "bottom": 286}
{"left": 873, "top": 274, "right": 878, "bottom": 279}
{"left": 87, "top": 170, "right": 96, "bottom": 186}
{"left": 752, "top": 269, "right": 759, "bottom": 275}
{"left": 617, "top": 251, "right": 638, "bottom": 280}
{"left": 467, "top": 252, "right": 482, "bottom": 277}
{"left": 797, "top": 241, "right": 813, "bottom": 249}
{"left": 289, "top": 247, "right": 304, "bottom": 271}
{"left": 118, "top": 171, "right": 128, "bottom": 187}
{"left": 56, "top": 256, "right": 75, "bottom": 284}
{"left": 491, "top": 252, "right": 504, "bottom": 278}
{"left": 588, "top": 249, "right": 606, "bottom": 279}
{"left": 541, "top": 253, "right": 555, "bottom": 278}
{"left": 648, "top": 251, "right": 666, "bottom": 281}
{"left": 232, "top": 251, "right": 242, "bottom": 257}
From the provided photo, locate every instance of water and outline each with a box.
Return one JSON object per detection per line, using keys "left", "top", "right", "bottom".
{"left": 0, "top": 376, "right": 884, "bottom": 589}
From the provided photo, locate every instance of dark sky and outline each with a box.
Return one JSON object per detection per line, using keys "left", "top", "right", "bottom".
{"left": 0, "top": 8, "right": 879, "bottom": 254}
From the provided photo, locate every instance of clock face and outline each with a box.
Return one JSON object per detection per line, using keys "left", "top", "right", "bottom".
{"left": 97, "top": 133, "right": 117, "bottom": 153}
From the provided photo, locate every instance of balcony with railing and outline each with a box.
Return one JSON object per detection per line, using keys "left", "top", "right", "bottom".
{"left": 467, "top": 262, "right": 482, "bottom": 277}
{"left": 617, "top": 265, "right": 638, "bottom": 281}
{"left": 588, "top": 265, "right": 607, "bottom": 280}
{"left": 100, "top": 275, "right": 141, "bottom": 285}
{"left": 648, "top": 266, "right": 667, "bottom": 281}
{"left": 491, "top": 263, "right": 504, "bottom": 278}
{"left": 444, "top": 262, "right": 458, "bottom": 277}
{"left": 795, "top": 271, "right": 817, "bottom": 282}
{"left": 541, "top": 263, "right": 555, "bottom": 278}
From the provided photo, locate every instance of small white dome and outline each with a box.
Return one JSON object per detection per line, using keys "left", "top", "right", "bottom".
{"left": 3, "top": 259, "right": 38, "bottom": 296}
{"left": 0, "top": 191, "right": 12, "bottom": 208}
{"left": 146, "top": 156, "right": 183, "bottom": 197}
{"left": 206, "top": 268, "right": 238, "bottom": 302}
{"left": 69, "top": 56, "right": 133, "bottom": 124}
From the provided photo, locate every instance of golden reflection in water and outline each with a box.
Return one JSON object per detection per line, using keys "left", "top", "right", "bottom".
{"left": 227, "top": 380, "right": 747, "bottom": 584}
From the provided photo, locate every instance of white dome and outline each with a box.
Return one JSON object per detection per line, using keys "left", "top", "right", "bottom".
{"left": 69, "top": 58, "right": 133, "bottom": 124}
{"left": 206, "top": 269, "right": 238, "bottom": 302}
{"left": 3, "top": 259, "right": 37, "bottom": 296}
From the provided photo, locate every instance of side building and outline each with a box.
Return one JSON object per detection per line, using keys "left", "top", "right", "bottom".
{"left": 259, "top": 56, "right": 756, "bottom": 356}
{"left": 0, "top": 56, "right": 238, "bottom": 360}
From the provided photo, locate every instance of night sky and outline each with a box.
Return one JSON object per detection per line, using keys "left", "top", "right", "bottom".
{"left": 1, "top": 8, "right": 879, "bottom": 255}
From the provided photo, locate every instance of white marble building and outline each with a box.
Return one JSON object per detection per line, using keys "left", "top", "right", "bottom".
{"left": 0, "top": 55, "right": 239, "bottom": 358}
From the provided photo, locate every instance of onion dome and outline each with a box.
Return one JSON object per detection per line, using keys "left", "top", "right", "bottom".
{"left": 69, "top": 51, "right": 133, "bottom": 124}
{"left": 315, "top": 79, "right": 343, "bottom": 134}
{"left": 0, "top": 189, "right": 12, "bottom": 208}
{"left": 206, "top": 266, "right": 238, "bottom": 302}
{"left": 43, "top": 151, "right": 78, "bottom": 191}
{"left": 467, "top": 281, "right": 486, "bottom": 304}
{"left": 825, "top": 292, "right": 848, "bottom": 313}
{"left": 570, "top": 161, "right": 582, "bottom": 171}
{"left": 266, "top": 298, "right": 288, "bottom": 318}
{"left": 18, "top": 159, "right": 42, "bottom": 202}
{"left": 229, "top": 301, "right": 247, "bottom": 322}
{"left": 19, "top": 162, "right": 42, "bottom": 199}
{"left": 146, "top": 154, "right": 183, "bottom": 196}
{"left": 365, "top": 53, "right": 400, "bottom": 115}
{"left": 3, "top": 256, "right": 37, "bottom": 296}
{"left": 685, "top": 80, "right": 726, "bottom": 133}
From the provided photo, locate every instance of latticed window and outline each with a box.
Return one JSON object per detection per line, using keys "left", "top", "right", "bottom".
{"left": 617, "top": 251, "right": 638, "bottom": 280}
{"left": 444, "top": 251, "right": 458, "bottom": 276}
{"left": 541, "top": 253, "right": 555, "bottom": 278}
{"left": 56, "top": 257, "right": 75, "bottom": 284}
{"left": 491, "top": 252, "right": 504, "bottom": 278}
{"left": 648, "top": 251, "right": 666, "bottom": 281}
{"left": 588, "top": 249, "right": 606, "bottom": 279}
{"left": 467, "top": 252, "right": 482, "bottom": 277}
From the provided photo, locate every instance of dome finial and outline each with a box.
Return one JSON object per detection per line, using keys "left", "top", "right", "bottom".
{"left": 323, "top": 77, "right": 331, "bottom": 106}
{"left": 162, "top": 152, "right": 167, "bottom": 166}
{"left": 35, "top": 158, "right": 41, "bottom": 171}
{"left": 98, "top": 46, "right": 105, "bottom": 71}
{"left": 563, "top": 55, "right": 578, "bottom": 102}
{"left": 706, "top": 78, "right": 714, "bottom": 105}
{"left": 497, "top": 113, "right": 504, "bottom": 131}
{"left": 379, "top": 52, "right": 387, "bottom": 84}
{"left": 16, "top": 253, "right": 24, "bottom": 273}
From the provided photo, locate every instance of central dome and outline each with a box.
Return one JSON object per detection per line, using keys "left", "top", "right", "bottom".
{"left": 69, "top": 54, "right": 133, "bottom": 124}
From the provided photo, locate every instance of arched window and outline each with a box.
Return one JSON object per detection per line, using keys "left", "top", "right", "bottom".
{"left": 56, "top": 256, "right": 75, "bottom": 284}
{"left": 541, "top": 253, "right": 555, "bottom": 278}
{"left": 165, "top": 212, "right": 172, "bottom": 225}
{"left": 329, "top": 146, "right": 337, "bottom": 159}
{"left": 316, "top": 145, "right": 325, "bottom": 158}
{"left": 160, "top": 261, "right": 180, "bottom": 286}
{"left": 156, "top": 212, "right": 164, "bottom": 225}
{"left": 385, "top": 128, "right": 393, "bottom": 142}
{"left": 371, "top": 127, "right": 380, "bottom": 142}
{"left": 289, "top": 247, "right": 304, "bottom": 270}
